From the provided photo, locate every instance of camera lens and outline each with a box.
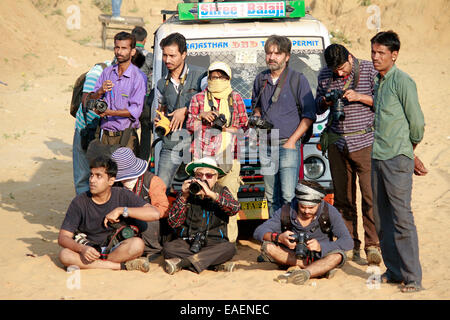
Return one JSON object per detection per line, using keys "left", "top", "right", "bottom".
{"left": 155, "top": 126, "right": 167, "bottom": 137}
{"left": 95, "top": 100, "right": 108, "bottom": 113}
{"left": 189, "top": 181, "right": 202, "bottom": 195}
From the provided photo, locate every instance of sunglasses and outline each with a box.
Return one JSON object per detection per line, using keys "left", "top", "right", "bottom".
{"left": 195, "top": 172, "right": 218, "bottom": 179}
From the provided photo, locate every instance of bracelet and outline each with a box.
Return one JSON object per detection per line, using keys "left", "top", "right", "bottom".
{"left": 271, "top": 232, "right": 278, "bottom": 243}
{"left": 275, "top": 233, "right": 280, "bottom": 243}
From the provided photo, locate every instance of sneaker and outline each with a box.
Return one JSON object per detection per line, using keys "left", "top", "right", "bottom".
{"left": 366, "top": 246, "right": 382, "bottom": 266}
{"left": 214, "top": 261, "right": 236, "bottom": 272}
{"left": 125, "top": 258, "right": 150, "bottom": 273}
{"left": 275, "top": 269, "right": 311, "bottom": 285}
{"left": 164, "top": 257, "right": 182, "bottom": 275}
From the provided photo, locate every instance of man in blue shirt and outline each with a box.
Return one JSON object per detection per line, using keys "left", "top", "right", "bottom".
{"left": 253, "top": 180, "right": 353, "bottom": 285}
{"left": 251, "top": 35, "right": 316, "bottom": 217}
{"left": 73, "top": 60, "right": 112, "bottom": 195}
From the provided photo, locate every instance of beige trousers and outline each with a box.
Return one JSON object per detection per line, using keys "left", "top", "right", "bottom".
{"left": 217, "top": 159, "right": 242, "bottom": 243}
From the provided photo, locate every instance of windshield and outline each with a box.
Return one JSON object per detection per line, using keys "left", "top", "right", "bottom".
{"left": 182, "top": 37, "right": 325, "bottom": 106}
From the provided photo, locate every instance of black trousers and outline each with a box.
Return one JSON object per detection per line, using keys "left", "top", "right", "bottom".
{"left": 162, "top": 237, "right": 236, "bottom": 273}
{"left": 372, "top": 155, "right": 422, "bottom": 285}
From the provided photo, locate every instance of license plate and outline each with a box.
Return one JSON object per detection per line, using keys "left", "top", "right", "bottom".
{"left": 238, "top": 200, "right": 269, "bottom": 220}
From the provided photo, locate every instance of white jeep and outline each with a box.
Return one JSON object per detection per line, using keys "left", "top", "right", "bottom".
{"left": 150, "top": 1, "right": 333, "bottom": 219}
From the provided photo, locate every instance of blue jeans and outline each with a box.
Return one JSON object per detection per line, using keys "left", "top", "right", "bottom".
{"left": 73, "top": 128, "right": 90, "bottom": 195}
{"left": 157, "top": 139, "right": 191, "bottom": 191}
{"left": 261, "top": 139, "right": 301, "bottom": 217}
{"left": 111, "top": 0, "right": 122, "bottom": 17}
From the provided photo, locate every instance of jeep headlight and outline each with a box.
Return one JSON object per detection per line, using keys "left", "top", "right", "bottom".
{"left": 304, "top": 156, "right": 325, "bottom": 180}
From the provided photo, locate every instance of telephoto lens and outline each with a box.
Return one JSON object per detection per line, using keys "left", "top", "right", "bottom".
{"left": 189, "top": 181, "right": 202, "bottom": 195}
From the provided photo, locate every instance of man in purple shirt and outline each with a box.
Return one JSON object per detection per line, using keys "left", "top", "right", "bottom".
{"left": 316, "top": 44, "right": 381, "bottom": 266}
{"left": 90, "top": 32, "right": 146, "bottom": 155}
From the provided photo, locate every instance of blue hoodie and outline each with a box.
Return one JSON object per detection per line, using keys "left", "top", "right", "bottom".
{"left": 253, "top": 200, "right": 353, "bottom": 257}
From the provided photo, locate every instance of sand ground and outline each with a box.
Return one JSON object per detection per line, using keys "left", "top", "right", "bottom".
{"left": 0, "top": 0, "right": 449, "bottom": 300}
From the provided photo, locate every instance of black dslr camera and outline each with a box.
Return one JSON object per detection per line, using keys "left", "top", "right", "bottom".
{"left": 212, "top": 113, "right": 227, "bottom": 130}
{"left": 324, "top": 89, "right": 345, "bottom": 121}
{"left": 248, "top": 115, "right": 273, "bottom": 130}
{"left": 289, "top": 232, "right": 312, "bottom": 260}
{"left": 189, "top": 180, "right": 203, "bottom": 195}
{"left": 86, "top": 98, "right": 108, "bottom": 114}
{"left": 190, "top": 232, "right": 207, "bottom": 253}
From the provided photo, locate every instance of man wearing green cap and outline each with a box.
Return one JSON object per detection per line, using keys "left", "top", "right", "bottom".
{"left": 162, "top": 157, "right": 241, "bottom": 274}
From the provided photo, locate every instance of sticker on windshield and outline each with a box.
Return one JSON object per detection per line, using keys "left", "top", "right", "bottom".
{"left": 235, "top": 50, "right": 257, "bottom": 64}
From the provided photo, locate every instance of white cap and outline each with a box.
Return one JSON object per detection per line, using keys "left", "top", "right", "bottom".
{"left": 208, "top": 61, "right": 232, "bottom": 79}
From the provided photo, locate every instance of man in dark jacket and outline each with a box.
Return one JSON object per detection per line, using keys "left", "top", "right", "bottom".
{"left": 253, "top": 180, "right": 353, "bottom": 285}
{"left": 154, "top": 32, "right": 206, "bottom": 190}
{"left": 162, "top": 157, "right": 240, "bottom": 274}
{"left": 251, "top": 35, "right": 316, "bottom": 217}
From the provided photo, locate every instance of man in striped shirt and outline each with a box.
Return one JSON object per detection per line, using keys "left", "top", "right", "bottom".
{"left": 73, "top": 60, "right": 112, "bottom": 194}
{"left": 316, "top": 44, "right": 381, "bottom": 265}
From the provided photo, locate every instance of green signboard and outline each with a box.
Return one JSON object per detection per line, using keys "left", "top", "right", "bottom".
{"left": 178, "top": 1, "right": 306, "bottom": 21}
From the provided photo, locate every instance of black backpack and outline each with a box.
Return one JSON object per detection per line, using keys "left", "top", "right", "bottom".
{"left": 70, "top": 62, "right": 107, "bottom": 118}
{"left": 280, "top": 201, "right": 333, "bottom": 241}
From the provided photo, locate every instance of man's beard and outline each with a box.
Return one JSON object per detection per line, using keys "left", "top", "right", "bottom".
{"left": 116, "top": 54, "right": 130, "bottom": 64}
{"left": 267, "top": 60, "right": 286, "bottom": 72}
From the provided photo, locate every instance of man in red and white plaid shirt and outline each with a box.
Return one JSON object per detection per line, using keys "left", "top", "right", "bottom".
{"left": 186, "top": 61, "right": 248, "bottom": 243}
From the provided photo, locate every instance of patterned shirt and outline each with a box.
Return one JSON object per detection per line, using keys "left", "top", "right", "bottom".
{"left": 186, "top": 89, "right": 248, "bottom": 159}
{"left": 316, "top": 57, "right": 378, "bottom": 153}
{"left": 167, "top": 187, "right": 240, "bottom": 229}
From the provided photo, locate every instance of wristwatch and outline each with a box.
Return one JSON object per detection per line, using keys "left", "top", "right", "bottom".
{"left": 122, "top": 207, "right": 129, "bottom": 218}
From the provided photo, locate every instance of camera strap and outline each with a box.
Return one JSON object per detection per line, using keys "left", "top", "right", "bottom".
{"left": 271, "top": 67, "right": 290, "bottom": 104}
{"left": 251, "top": 78, "right": 269, "bottom": 115}
{"left": 323, "top": 58, "right": 361, "bottom": 129}
{"left": 163, "top": 64, "right": 188, "bottom": 111}
{"left": 253, "top": 67, "right": 289, "bottom": 119}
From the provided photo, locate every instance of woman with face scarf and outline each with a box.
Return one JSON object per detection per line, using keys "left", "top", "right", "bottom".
{"left": 186, "top": 61, "right": 249, "bottom": 243}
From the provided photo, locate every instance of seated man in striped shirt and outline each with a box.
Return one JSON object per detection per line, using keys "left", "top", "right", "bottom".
{"left": 162, "top": 157, "right": 240, "bottom": 275}
{"left": 316, "top": 44, "right": 381, "bottom": 266}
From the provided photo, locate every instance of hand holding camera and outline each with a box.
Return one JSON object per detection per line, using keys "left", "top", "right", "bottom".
{"left": 181, "top": 178, "right": 217, "bottom": 200}
{"left": 278, "top": 231, "right": 297, "bottom": 250}
{"left": 198, "top": 110, "right": 219, "bottom": 124}
{"left": 324, "top": 89, "right": 346, "bottom": 121}
{"left": 80, "top": 245, "right": 101, "bottom": 262}
{"left": 155, "top": 110, "right": 172, "bottom": 137}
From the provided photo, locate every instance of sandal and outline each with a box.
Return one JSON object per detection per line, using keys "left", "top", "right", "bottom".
{"left": 400, "top": 282, "right": 423, "bottom": 293}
